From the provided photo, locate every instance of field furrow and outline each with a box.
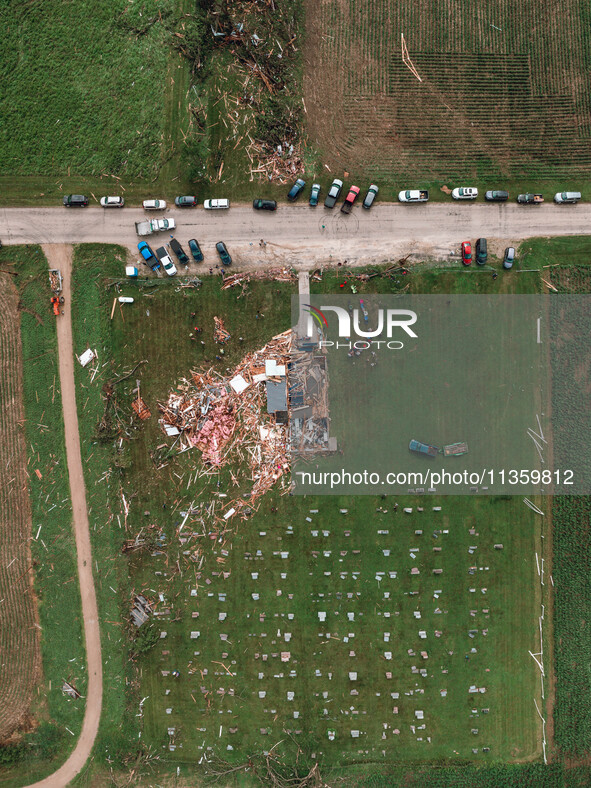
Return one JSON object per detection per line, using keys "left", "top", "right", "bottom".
{"left": 0, "top": 274, "right": 41, "bottom": 740}
{"left": 305, "top": 0, "right": 591, "bottom": 180}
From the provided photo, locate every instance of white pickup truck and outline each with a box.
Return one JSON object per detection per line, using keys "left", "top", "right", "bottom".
{"left": 398, "top": 189, "right": 429, "bottom": 202}
{"left": 135, "top": 218, "right": 176, "bottom": 236}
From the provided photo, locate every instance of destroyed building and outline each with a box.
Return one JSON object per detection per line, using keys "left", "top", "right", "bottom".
{"left": 158, "top": 329, "right": 335, "bottom": 515}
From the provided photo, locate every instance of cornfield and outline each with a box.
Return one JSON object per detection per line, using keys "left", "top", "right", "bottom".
{"left": 306, "top": 0, "right": 591, "bottom": 180}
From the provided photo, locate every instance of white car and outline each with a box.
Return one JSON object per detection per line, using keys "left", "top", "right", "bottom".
{"left": 143, "top": 199, "right": 167, "bottom": 210}
{"left": 100, "top": 196, "right": 124, "bottom": 208}
{"left": 324, "top": 179, "right": 344, "bottom": 208}
{"left": 154, "top": 218, "right": 175, "bottom": 231}
{"left": 452, "top": 187, "right": 478, "bottom": 200}
{"left": 156, "top": 246, "right": 177, "bottom": 276}
{"left": 203, "top": 198, "right": 230, "bottom": 210}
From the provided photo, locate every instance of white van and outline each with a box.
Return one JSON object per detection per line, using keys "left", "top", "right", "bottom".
{"left": 554, "top": 191, "right": 581, "bottom": 204}
{"left": 203, "top": 199, "right": 230, "bottom": 210}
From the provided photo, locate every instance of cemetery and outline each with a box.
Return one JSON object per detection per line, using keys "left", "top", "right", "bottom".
{"left": 88, "top": 270, "right": 549, "bottom": 777}
{"left": 136, "top": 494, "right": 541, "bottom": 767}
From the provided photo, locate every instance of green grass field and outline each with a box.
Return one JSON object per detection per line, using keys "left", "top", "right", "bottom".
{"left": 0, "top": 1, "right": 174, "bottom": 180}
{"left": 140, "top": 494, "right": 541, "bottom": 766}
{"left": 59, "top": 250, "right": 552, "bottom": 783}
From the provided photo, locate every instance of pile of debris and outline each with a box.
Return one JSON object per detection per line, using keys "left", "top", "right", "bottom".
{"left": 158, "top": 331, "right": 293, "bottom": 513}
{"left": 289, "top": 352, "right": 336, "bottom": 455}
{"left": 130, "top": 594, "right": 152, "bottom": 627}
{"left": 221, "top": 267, "right": 297, "bottom": 291}
{"left": 213, "top": 316, "right": 231, "bottom": 344}
{"left": 131, "top": 385, "right": 151, "bottom": 420}
{"left": 247, "top": 138, "right": 305, "bottom": 183}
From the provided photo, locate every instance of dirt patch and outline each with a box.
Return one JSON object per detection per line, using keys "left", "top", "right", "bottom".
{"left": 0, "top": 272, "right": 42, "bottom": 741}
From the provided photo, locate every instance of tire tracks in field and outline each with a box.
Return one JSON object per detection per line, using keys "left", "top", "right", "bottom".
{"left": 26, "top": 246, "right": 103, "bottom": 788}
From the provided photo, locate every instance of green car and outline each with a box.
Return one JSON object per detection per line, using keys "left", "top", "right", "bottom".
{"left": 216, "top": 241, "right": 232, "bottom": 266}
{"left": 189, "top": 239, "right": 203, "bottom": 262}
{"left": 309, "top": 184, "right": 321, "bottom": 206}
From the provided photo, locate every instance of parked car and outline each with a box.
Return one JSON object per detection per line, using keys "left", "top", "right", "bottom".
{"left": 517, "top": 193, "right": 544, "bottom": 204}
{"left": 155, "top": 246, "right": 177, "bottom": 276}
{"left": 100, "top": 196, "right": 124, "bottom": 208}
{"left": 188, "top": 239, "right": 203, "bottom": 262}
{"left": 452, "top": 187, "right": 478, "bottom": 200}
{"left": 137, "top": 241, "right": 160, "bottom": 270}
{"left": 398, "top": 189, "right": 428, "bottom": 202}
{"left": 287, "top": 178, "right": 306, "bottom": 202}
{"left": 485, "top": 190, "right": 509, "bottom": 202}
{"left": 554, "top": 191, "right": 581, "bottom": 204}
{"left": 309, "top": 183, "right": 321, "bottom": 207}
{"left": 341, "top": 185, "right": 360, "bottom": 214}
{"left": 324, "top": 178, "right": 343, "bottom": 208}
{"left": 143, "top": 199, "right": 166, "bottom": 210}
{"left": 169, "top": 238, "right": 189, "bottom": 265}
{"left": 503, "top": 247, "right": 515, "bottom": 269}
{"left": 253, "top": 199, "right": 277, "bottom": 211}
{"left": 461, "top": 241, "right": 472, "bottom": 265}
{"left": 203, "top": 198, "right": 230, "bottom": 210}
{"left": 175, "top": 196, "right": 197, "bottom": 207}
{"left": 476, "top": 238, "right": 487, "bottom": 265}
{"left": 63, "top": 194, "right": 88, "bottom": 207}
{"left": 216, "top": 241, "right": 232, "bottom": 266}
{"left": 363, "top": 184, "right": 379, "bottom": 209}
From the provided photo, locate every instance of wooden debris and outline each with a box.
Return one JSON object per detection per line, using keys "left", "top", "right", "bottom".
{"left": 221, "top": 267, "right": 296, "bottom": 290}
{"left": 213, "top": 316, "right": 231, "bottom": 344}
{"left": 158, "top": 331, "right": 293, "bottom": 516}
{"left": 132, "top": 395, "right": 151, "bottom": 420}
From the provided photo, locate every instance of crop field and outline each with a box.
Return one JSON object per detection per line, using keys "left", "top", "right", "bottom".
{"left": 544, "top": 251, "right": 591, "bottom": 761}
{"left": 0, "top": 273, "right": 40, "bottom": 741}
{"left": 62, "top": 254, "right": 550, "bottom": 780}
{"left": 0, "top": 246, "right": 87, "bottom": 784}
{"left": 303, "top": 0, "right": 591, "bottom": 183}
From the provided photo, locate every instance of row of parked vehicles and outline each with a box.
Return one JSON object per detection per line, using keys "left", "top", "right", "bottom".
{"left": 396, "top": 188, "right": 582, "bottom": 204}
{"left": 460, "top": 239, "right": 515, "bottom": 269}
{"left": 63, "top": 187, "right": 582, "bottom": 210}
{"left": 286, "top": 179, "right": 379, "bottom": 210}
{"left": 63, "top": 195, "right": 231, "bottom": 209}
{"left": 137, "top": 238, "right": 231, "bottom": 276}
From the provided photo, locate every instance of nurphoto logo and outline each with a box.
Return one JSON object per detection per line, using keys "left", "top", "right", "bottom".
{"left": 304, "top": 303, "right": 418, "bottom": 350}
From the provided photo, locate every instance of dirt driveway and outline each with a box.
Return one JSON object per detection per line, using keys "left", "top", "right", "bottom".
{"left": 26, "top": 246, "right": 103, "bottom": 788}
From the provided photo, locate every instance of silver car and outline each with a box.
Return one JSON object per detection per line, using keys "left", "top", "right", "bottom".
{"left": 503, "top": 247, "right": 515, "bottom": 269}
{"left": 324, "top": 178, "right": 343, "bottom": 208}
{"left": 100, "top": 196, "right": 124, "bottom": 208}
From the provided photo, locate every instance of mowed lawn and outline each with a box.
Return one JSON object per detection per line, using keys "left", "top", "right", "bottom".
{"left": 138, "top": 494, "right": 540, "bottom": 766}
{"left": 79, "top": 260, "right": 546, "bottom": 770}
{"left": 0, "top": 0, "right": 175, "bottom": 179}
{"left": 302, "top": 292, "right": 546, "bottom": 496}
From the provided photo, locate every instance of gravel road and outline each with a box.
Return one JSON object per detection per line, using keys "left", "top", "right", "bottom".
{"left": 1, "top": 203, "right": 589, "bottom": 268}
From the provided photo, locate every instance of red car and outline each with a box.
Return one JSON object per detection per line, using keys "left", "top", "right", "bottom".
{"left": 461, "top": 241, "right": 472, "bottom": 266}
{"left": 341, "top": 185, "right": 360, "bottom": 214}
